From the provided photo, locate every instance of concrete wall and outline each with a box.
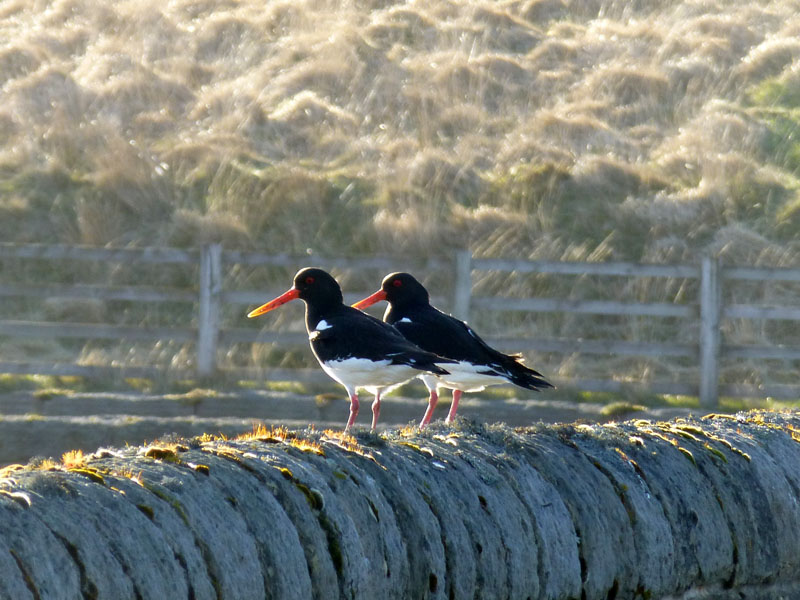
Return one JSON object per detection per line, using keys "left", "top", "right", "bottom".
{"left": 2, "top": 412, "right": 800, "bottom": 599}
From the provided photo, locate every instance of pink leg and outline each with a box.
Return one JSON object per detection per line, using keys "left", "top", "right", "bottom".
{"left": 419, "top": 388, "right": 439, "bottom": 428}
{"left": 345, "top": 393, "right": 359, "bottom": 431}
{"left": 445, "top": 389, "right": 462, "bottom": 424}
{"left": 370, "top": 390, "right": 382, "bottom": 431}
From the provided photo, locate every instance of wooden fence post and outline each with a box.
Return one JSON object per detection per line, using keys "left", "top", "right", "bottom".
{"left": 197, "top": 243, "right": 222, "bottom": 378}
{"left": 699, "top": 255, "right": 721, "bottom": 407}
{"left": 452, "top": 249, "right": 472, "bottom": 321}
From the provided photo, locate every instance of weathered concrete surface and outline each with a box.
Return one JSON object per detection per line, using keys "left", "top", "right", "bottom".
{"left": 0, "top": 389, "right": 694, "bottom": 465}
{"left": 1, "top": 411, "right": 800, "bottom": 599}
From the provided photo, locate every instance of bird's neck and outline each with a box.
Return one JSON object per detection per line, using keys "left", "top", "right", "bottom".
{"left": 385, "top": 302, "right": 427, "bottom": 323}
{"left": 305, "top": 301, "right": 344, "bottom": 331}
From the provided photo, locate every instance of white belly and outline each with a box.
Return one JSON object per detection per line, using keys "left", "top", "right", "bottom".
{"left": 319, "top": 357, "right": 419, "bottom": 395}
{"left": 419, "top": 361, "right": 504, "bottom": 393}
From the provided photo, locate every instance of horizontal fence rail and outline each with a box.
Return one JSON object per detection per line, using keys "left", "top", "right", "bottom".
{"left": 471, "top": 297, "right": 696, "bottom": 317}
{"left": 1, "top": 242, "right": 800, "bottom": 406}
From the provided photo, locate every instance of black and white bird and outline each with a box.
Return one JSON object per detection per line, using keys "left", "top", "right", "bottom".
{"left": 247, "top": 268, "right": 452, "bottom": 431}
{"left": 353, "top": 272, "right": 553, "bottom": 427}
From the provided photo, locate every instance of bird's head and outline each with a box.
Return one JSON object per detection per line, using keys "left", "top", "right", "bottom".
{"left": 352, "top": 271, "right": 429, "bottom": 310}
{"left": 247, "top": 267, "right": 343, "bottom": 317}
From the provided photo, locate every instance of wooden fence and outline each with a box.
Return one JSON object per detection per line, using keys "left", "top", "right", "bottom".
{"left": 1, "top": 242, "right": 799, "bottom": 407}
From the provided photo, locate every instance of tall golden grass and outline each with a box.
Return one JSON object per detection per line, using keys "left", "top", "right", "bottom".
{"left": 2, "top": 0, "right": 800, "bottom": 389}
{"left": 0, "top": 0, "right": 798, "bottom": 255}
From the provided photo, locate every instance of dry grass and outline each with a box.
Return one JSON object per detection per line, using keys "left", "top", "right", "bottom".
{"left": 61, "top": 449, "right": 86, "bottom": 468}
{"left": 0, "top": 0, "right": 798, "bottom": 256}
{"left": 2, "top": 0, "right": 800, "bottom": 391}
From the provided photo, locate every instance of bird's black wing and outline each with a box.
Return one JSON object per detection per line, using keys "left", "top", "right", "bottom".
{"left": 310, "top": 306, "right": 452, "bottom": 374}
{"left": 391, "top": 306, "right": 553, "bottom": 390}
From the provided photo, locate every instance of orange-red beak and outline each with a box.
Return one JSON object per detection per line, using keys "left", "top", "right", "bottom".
{"left": 247, "top": 288, "right": 301, "bottom": 318}
{"left": 352, "top": 289, "right": 387, "bottom": 310}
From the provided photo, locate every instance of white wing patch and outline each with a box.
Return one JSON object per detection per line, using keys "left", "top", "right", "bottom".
{"left": 310, "top": 319, "right": 333, "bottom": 340}
{"left": 397, "top": 317, "right": 413, "bottom": 324}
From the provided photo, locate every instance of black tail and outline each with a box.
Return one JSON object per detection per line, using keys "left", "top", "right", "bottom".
{"left": 502, "top": 360, "right": 554, "bottom": 391}
{"left": 392, "top": 350, "right": 454, "bottom": 376}
{"left": 509, "top": 371, "right": 554, "bottom": 391}
{"left": 425, "top": 362, "right": 452, "bottom": 376}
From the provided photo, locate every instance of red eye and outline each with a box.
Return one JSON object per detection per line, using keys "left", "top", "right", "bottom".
{"left": 392, "top": 279, "right": 402, "bottom": 287}
{"left": 305, "top": 276, "right": 315, "bottom": 284}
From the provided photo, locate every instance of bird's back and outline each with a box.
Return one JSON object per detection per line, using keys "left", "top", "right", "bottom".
{"left": 310, "top": 305, "right": 451, "bottom": 375}
{"left": 388, "top": 304, "right": 552, "bottom": 390}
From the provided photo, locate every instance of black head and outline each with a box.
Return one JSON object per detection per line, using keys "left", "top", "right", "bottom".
{"left": 247, "top": 267, "right": 343, "bottom": 318}
{"left": 380, "top": 272, "right": 430, "bottom": 307}
{"left": 291, "top": 267, "right": 343, "bottom": 307}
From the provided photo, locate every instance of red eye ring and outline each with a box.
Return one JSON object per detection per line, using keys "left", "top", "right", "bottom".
{"left": 305, "top": 276, "right": 315, "bottom": 284}
{"left": 392, "top": 279, "right": 402, "bottom": 287}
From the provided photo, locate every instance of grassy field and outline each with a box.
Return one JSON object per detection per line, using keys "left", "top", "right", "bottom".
{"left": 2, "top": 0, "right": 800, "bottom": 258}
{"left": 1, "top": 0, "right": 800, "bottom": 401}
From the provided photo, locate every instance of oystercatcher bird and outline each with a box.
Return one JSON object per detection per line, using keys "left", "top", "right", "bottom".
{"left": 247, "top": 268, "right": 452, "bottom": 431}
{"left": 353, "top": 272, "right": 553, "bottom": 427}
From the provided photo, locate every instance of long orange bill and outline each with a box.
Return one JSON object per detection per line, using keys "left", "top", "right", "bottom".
{"left": 247, "top": 288, "right": 301, "bottom": 318}
{"left": 352, "top": 289, "right": 387, "bottom": 310}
